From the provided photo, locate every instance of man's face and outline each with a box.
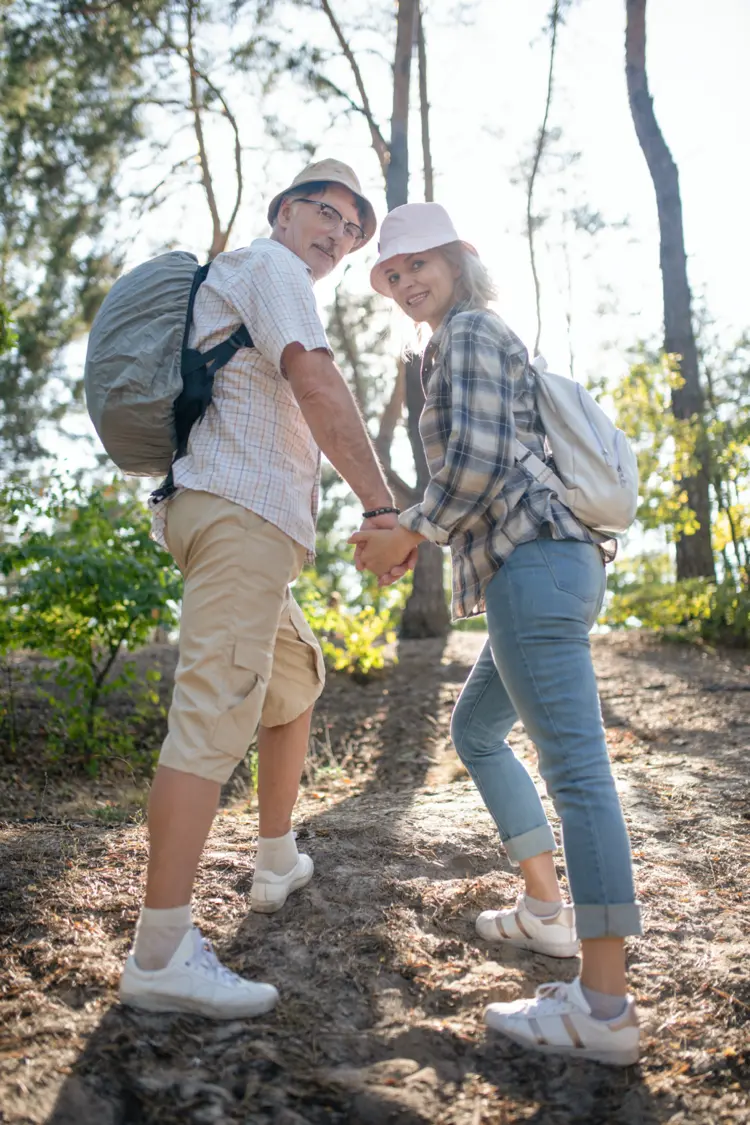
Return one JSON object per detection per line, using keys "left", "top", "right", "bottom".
{"left": 274, "top": 184, "right": 364, "bottom": 280}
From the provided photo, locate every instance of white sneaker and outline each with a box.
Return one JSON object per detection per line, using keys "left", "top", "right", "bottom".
{"left": 485, "top": 978, "right": 640, "bottom": 1067}
{"left": 120, "top": 927, "right": 278, "bottom": 1019}
{"left": 476, "top": 896, "right": 579, "bottom": 958}
{"left": 250, "top": 853, "right": 314, "bottom": 914}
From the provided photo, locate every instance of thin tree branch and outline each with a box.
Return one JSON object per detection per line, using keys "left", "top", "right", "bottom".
{"left": 129, "top": 155, "right": 198, "bottom": 208}
{"left": 385, "top": 466, "right": 420, "bottom": 508}
{"left": 309, "top": 72, "right": 372, "bottom": 120}
{"left": 374, "top": 361, "right": 406, "bottom": 470}
{"left": 320, "top": 0, "right": 390, "bottom": 179}
{"left": 187, "top": 60, "right": 243, "bottom": 246}
{"left": 186, "top": 0, "right": 222, "bottom": 258}
{"left": 527, "top": 0, "right": 562, "bottom": 355}
{"left": 332, "top": 280, "right": 368, "bottom": 412}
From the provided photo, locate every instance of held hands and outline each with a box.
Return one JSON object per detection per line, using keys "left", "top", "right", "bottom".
{"left": 349, "top": 522, "right": 423, "bottom": 587}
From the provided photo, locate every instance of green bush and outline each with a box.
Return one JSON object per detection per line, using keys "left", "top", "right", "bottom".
{"left": 604, "top": 552, "right": 750, "bottom": 647}
{"left": 0, "top": 476, "right": 181, "bottom": 772}
{"left": 295, "top": 569, "right": 404, "bottom": 681}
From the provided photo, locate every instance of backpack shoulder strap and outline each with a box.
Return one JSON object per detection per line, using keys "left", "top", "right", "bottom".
{"left": 150, "top": 263, "right": 254, "bottom": 503}
{"left": 181, "top": 262, "right": 254, "bottom": 376}
{"left": 514, "top": 355, "right": 571, "bottom": 506}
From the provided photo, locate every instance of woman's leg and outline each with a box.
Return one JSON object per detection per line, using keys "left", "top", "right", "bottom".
{"left": 451, "top": 640, "right": 558, "bottom": 884}
{"left": 484, "top": 539, "right": 641, "bottom": 999}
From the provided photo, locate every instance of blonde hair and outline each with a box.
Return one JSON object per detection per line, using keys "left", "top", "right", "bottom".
{"left": 439, "top": 241, "right": 498, "bottom": 308}
{"left": 397, "top": 240, "right": 498, "bottom": 356}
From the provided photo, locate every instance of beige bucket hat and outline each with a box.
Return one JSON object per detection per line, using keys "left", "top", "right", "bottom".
{"left": 370, "top": 202, "right": 476, "bottom": 295}
{"left": 267, "top": 158, "right": 377, "bottom": 250}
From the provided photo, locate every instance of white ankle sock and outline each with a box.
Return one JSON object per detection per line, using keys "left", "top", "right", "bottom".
{"left": 581, "top": 982, "right": 628, "bottom": 1021}
{"left": 524, "top": 894, "right": 562, "bottom": 918}
{"left": 255, "top": 830, "right": 298, "bottom": 877}
{"left": 134, "top": 904, "right": 192, "bottom": 971}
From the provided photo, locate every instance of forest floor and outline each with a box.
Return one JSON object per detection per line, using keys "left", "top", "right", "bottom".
{"left": 1, "top": 630, "right": 749, "bottom": 1125}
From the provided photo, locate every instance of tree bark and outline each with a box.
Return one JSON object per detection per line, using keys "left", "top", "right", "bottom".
{"left": 527, "top": 0, "right": 562, "bottom": 357}
{"left": 417, "top": 3, "right": 433, "bottom": 203}
{"left": 400, "top": 353, "right": 450, "bottom": 638}
{"left": 625, "top": 0, "right": 715, "bottom": 579}
{"left": 387, "top": 0, "right": 417, "bottom": 211}
{"left": 317, "top": 0, "right": 450, "bottom": 636}
{"left": 374, "top": 361, "right": 406, "bottom": 469}
{"left": 388, "top": 1, "right": 449, "bottom": 637}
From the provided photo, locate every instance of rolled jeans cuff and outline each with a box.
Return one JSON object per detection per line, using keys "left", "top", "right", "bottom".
{"left": 574, "top": 903, "right": 643, "bottom": 939}
{"left": 504, "top": 823, "right": 557, "bottom": 867}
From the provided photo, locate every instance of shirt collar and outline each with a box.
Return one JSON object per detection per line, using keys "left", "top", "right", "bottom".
{"left": 421, "top": 299, "right": 473, "bottom": 382}
{"left": 251, "top": 237, "right": 315, "bottom": 279}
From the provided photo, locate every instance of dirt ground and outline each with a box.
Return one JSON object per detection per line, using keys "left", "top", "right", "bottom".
{"left": 1, "top": 631, "right": 749, "bottom": 1125}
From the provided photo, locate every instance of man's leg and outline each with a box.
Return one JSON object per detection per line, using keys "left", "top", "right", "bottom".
{"left": 145, "top": 766, "right": 221, "bottom": 908}
{"left": 250, "top": 597, "right": 325, "bottom": 912}
{"left": 257, "top": 705, "right": 314, "bottom": 839}
{"left": 120, "top": 494, "right": 302, "bottom": 1016}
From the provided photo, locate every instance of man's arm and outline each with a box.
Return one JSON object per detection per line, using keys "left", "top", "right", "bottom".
{"left": 282, "top": 343, "right": 393, "bottom": 511}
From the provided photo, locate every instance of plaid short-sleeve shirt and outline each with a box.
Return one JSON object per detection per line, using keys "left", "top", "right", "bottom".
{"left": 150, "top": 239, "right": 330, "bottom": 560}
{"left": 399, "top": 303, "right": 615, "bottom": 619}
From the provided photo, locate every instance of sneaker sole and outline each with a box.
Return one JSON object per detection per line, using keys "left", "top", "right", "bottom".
{"left": 119, "top": 988, "right": 278, "bottom": 1019}
{"left": 477, "top": 925, "right": 580, "bottom": 959}
{"left": 250, "top": 866, "right": 314, "bottom": 914}
{"left": 499, "top": 936, "right": 580, "bottom": 959}
{"left": 486, "top": 1021, "right": 639, "bottom": 1067}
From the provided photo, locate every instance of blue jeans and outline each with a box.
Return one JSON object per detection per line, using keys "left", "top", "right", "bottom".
{"left": 450, "top": 537, "right": 642, "bottom": 939}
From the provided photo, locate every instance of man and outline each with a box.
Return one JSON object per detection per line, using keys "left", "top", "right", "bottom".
{"left": 120, "top": 159, "right": 405, "bottom": 1020}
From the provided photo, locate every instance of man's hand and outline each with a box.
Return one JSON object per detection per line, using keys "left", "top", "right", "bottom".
{"left": 349, "top": 526, "right": 423, "bottom": 586}
{"left": 352, "top": 513, "right": 417, "bottom": 585}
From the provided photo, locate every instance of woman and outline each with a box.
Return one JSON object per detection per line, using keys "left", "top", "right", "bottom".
{"left": 351, "top": 203, "right": 642, "bottom": 1066}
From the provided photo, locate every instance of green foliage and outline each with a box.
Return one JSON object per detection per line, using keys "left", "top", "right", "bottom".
{"left": 609, "top": 353, "right": 704, "bottom": 541}
{"left": 295, "top": 569, "right": 405, "bottom": 681}
{"left": 0, "top": 302, "right": 16, "bottom": 355}
{"left": 604, "top": 552, "right": 750, "bottom": 647}
{"left": 0, "top": 0, "right": 302, "bottom": 459}
{"left": 0, "top": 1, "right": 167, "bottom": 459}
{"left": 0, "top": 475, "right": 181, "bottom": 771}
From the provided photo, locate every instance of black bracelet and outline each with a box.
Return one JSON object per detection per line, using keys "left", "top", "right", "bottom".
{"left": 362, "top": 506, "right": 401, "bottom": 519}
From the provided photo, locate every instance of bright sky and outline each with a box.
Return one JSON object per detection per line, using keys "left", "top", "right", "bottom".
{"left": 52, "top": 0, "right": 750, "bottom": 531}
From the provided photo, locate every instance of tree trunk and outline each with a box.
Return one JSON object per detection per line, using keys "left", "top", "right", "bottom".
{"left": 417, "top": 3, "right": 434, "bottom": 203}
{"left": 527, "top": 1, "right": 562, "bottom": 357}
{"left": 400, "top": 538, "right": 450, "bottom": 638}
{"left": 324, "top": 0, "right": 449, "bottom": 635}
{"left": 400, "top": 354, "right": 450, "bottom": 638}
{"left": 387, "top": 0, "right": 417, "bottom": 211}
{"left": 625, "top": 0, "right": 715, "bottom": 579}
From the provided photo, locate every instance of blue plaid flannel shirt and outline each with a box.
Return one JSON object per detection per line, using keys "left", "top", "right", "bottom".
{"left": 399, "top": 303, "right": 615, "bottom": 619}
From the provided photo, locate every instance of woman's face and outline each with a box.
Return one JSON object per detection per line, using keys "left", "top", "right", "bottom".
{"left": 384, "top": 249, "right": 460, "bottom": 330}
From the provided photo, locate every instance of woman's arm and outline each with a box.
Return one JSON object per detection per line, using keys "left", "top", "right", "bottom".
{"left": 399, "top": 313, "right": 524, "bottom": 543}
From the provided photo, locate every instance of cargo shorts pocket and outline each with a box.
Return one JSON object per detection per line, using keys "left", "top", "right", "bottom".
{"left": 212, "top": 641, "right": 267, "bottom": 757}
{"left": 289, "top": 600, "right": 326, "bottom": 686}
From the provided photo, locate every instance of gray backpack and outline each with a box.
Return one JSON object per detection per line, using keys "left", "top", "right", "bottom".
{"left": 84, "top": 251, "right": 252, "bottom": 478}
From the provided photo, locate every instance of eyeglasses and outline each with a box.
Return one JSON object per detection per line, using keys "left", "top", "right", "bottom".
{"left": 294, "top": 199, "right": 365, "bottom": 244}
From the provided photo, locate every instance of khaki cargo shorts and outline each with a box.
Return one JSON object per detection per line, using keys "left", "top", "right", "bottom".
{"left": 158, "top": 490, "right": 325, "bottom": 784}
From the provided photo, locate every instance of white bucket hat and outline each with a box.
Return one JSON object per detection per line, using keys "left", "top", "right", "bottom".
{"left": 267, "top": 158, "right": 377, "bottom": 250}
{"left": 370, "top": 202, "right": 477, "bottom": 296}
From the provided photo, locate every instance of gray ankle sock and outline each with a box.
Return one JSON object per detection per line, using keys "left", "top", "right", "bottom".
{"left": 134, "top": 904, "right": 192, "bottom": 971}
{"left": 581, "top": 982, "right": 628, "bottom": 1021}
{"left": 524, "top": 894, "right": 562, "bottom": 918}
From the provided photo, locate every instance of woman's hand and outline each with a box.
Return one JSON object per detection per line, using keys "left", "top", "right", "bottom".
{"left": 348, "top": 526, "right": 423, "bottom": 585}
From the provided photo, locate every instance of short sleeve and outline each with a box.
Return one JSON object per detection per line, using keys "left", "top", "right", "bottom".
{"left": 223, "top": 246, "right": 331, "bottom": 372}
